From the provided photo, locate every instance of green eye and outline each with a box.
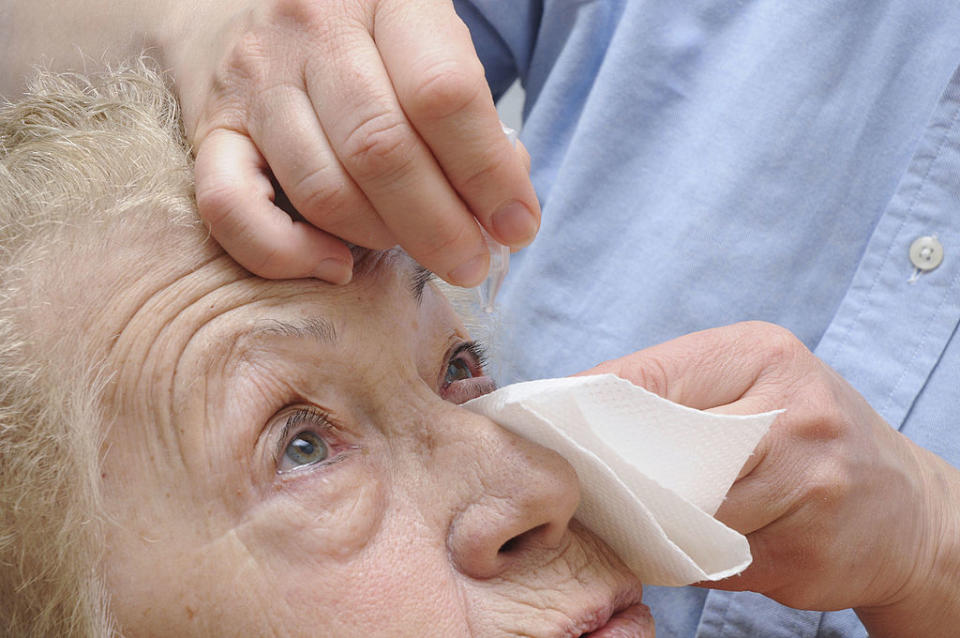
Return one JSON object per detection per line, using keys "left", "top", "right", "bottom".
{"left": 280, "top": 431, "right": 329, "bottom": 472}
{"left": 444, "top": 358, "right": 474, "bottom": 386}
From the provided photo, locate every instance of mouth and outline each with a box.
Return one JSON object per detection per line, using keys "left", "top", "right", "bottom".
{"left": 572, "top": 585, "right": 652, "bottom": 638}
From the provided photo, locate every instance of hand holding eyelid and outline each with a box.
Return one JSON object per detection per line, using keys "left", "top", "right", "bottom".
{"left": 177, "top": 0, "right": 539, "bottom": 286}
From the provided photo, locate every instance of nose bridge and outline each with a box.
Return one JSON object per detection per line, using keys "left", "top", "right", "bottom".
{"left": 417, "top": 401, "right": 582, "bottom": 580}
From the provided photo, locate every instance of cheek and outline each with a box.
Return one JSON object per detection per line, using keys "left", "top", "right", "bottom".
{"left": 236, "top": 459, "right": 470, "bottom": 636}
{"left": 241, "top": 461, "right": 386, "bottom": 566}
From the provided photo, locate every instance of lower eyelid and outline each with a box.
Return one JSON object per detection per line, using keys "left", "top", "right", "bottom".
{"left": 276, "top": 446, "right": 359, "bottom": 477}
{"left": 441, "top": 376, "right": 497, "bottom": 405}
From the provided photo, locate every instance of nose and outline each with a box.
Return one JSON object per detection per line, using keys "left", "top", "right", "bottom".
{"left": 446, "top": 416, "right": 581, "bottom": 580}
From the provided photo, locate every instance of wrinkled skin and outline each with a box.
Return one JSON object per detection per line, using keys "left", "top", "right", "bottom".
{"left": 97, "top": 243, "right": 652, "bottom": 637}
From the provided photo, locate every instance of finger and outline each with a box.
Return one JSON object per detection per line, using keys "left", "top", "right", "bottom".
{"left": 576, "top": 321, "right": 794, "bottom": 409}
{"left": 194, "top": 128, "right": 353, "bottom": 283}
{"left": 305, "top": 14, "right": 490, "bottom": 286}
{"left": 376, "top": 0, "right": 541, "bottom": 247}
{"left": 712, "top": 447, "right": 795, "bottom": 534}
{"left": 245, "top": 82, "right": 397, "bottom": 250}
{"left": 517, "top": 139, "right": 532, "bottom": 174}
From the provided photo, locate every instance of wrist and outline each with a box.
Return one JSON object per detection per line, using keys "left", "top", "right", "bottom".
{"left": 855, "top": 443, "right": 960, "bottom": 637}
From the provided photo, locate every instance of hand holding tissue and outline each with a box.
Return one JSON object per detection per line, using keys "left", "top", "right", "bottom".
{"left": 464, "top": 373, "right": 781, "bottom": 586}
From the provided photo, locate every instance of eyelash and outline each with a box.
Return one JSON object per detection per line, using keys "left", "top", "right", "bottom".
{"left": 460, "top": 341, "right": 488, "bottom": 368}
{"left": 444, "top": 342, "right": 487, "bottom": 382}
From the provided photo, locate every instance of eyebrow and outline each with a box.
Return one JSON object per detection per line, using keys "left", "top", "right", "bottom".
{"left": 246, "top": 262, "right": 431, "bottom": 342}
{"left": 249, "top": 317, "right": 338, "bottom": 343}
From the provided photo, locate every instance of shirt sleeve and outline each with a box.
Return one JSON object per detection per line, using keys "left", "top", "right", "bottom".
{"left": 453, "top": 0, "right": 543, "bottom": 100}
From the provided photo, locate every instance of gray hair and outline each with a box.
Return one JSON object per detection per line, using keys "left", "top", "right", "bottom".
{"left": 0, "top": 61, "right": 197, "bottom": 637}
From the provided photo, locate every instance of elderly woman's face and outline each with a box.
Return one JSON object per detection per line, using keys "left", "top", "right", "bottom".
{"left": 98, "top": 249, "right": 649, "bottom": 637}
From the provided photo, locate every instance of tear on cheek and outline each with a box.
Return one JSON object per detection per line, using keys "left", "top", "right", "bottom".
{"left": 443, "top": 376, "right": 497, "bottom": 404}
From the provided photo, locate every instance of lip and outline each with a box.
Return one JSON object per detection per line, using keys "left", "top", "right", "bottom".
{"left": 570, "top": 585, "right": 650, "bottom": 638}
{"left": 581, "top": 603, "right": 653, "bottom": 637}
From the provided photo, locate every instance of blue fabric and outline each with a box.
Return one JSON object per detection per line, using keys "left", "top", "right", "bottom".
{"left": 454, "top": 1, "right": 960, "bottom": 636}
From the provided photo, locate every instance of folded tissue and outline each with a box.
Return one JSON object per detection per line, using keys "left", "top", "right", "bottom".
{"left": 462, "top": 373, "right": 782, "bottom": 586}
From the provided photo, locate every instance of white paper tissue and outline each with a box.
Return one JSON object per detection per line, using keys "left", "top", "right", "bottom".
{"left": 462, "top": 373, "right": 781, "bottom": 586}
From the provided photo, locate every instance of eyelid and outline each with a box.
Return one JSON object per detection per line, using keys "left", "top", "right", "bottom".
{"left": 445, "top": 341, "right": 488, "bottom": 376}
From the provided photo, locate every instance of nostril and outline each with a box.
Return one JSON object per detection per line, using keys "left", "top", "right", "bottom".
{"left": 497, "top": 523, "right": 549, "bottom": 555}
{"left": 497, "top": 536, "right": 520, "bottom": 554}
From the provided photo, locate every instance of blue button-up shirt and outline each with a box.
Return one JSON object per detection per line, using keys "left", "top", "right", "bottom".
{"left": 454, "top": 1, "right": 960, "bottom": 636}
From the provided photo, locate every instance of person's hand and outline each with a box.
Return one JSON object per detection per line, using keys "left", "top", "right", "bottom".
{"left": 578, "top": 321, "right": 960, "bottom": 636}
{"left": 161, "top": 0, "right": 539, "bottom": 284}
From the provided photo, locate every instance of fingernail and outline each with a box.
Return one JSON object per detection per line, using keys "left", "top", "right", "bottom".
{"left": 314, "top": 258, "right": 352, "bottom": 285}
{"left": 448, "top": 253, "right": 489, "bottom": 287}
{"left": 492, "top": 200, "right": 539, "bottom": 245}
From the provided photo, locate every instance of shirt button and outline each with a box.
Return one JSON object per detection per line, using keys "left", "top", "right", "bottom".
{"left": 909, "top": 236, "right": 944, "bottom": 272}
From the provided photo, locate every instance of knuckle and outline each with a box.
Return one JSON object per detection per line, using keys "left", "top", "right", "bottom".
{"left": 340, "top": 111, "right": 416, "bottom": 182}
{"left": 783, "top": 373, "right": 850, "bottom": 442}
{"left": 220, "top": 29, "right": 273, "bottom": 89}
{"left": 806, "top": 474, "right": 847, "bottom": 510}
{"left": 270, "top": 1, "right": 362, "bottom": 56}
{"left": 801, "top": 411, "right": 847, "bottom": 442}
{"left": 248, "top": 80, "right": 302, "bottom": 121}
{"left": 452, "top": 142, "right": 507, "bottom": 194}
{"left": 195, "top": 181, "right": 238, "bottom": 231}
{"left": 290, "top": 166, "right": 351, "bottom": 225}
{"left": 740, "top": 321, "right": 807, "bottom": 367}
{"left": 803, "top": 387, "right": 849, "bottom": 438}
{"left": 249, "top": 244, "right": 303, "bottom": 280}
{"left": 214, "top": 3, "right": 330, "bottom": 103}
{"left": 620, "top": 356, "right": 672, "bottom": 397}
{"left": 406, "top": 58, "right": 485, "bottom": 122}
{"left": 268, "top": 0, "right": 322, "bottom": 25}
{"left": 416, "top": 216, "right": 474, "bottom": 262}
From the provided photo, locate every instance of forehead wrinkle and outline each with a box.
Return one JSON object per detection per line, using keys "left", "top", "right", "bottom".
{"left": 115, "top": 276, "right": 301, "bottom": 483}
{"left": 162, "top": 288, "right": 280, "bottom": 480}
{"left": 102, "top": 266, "right": 251, "bottom": 486}
{"left": 102, "top": 252, "right": 228, "bottom": 401}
